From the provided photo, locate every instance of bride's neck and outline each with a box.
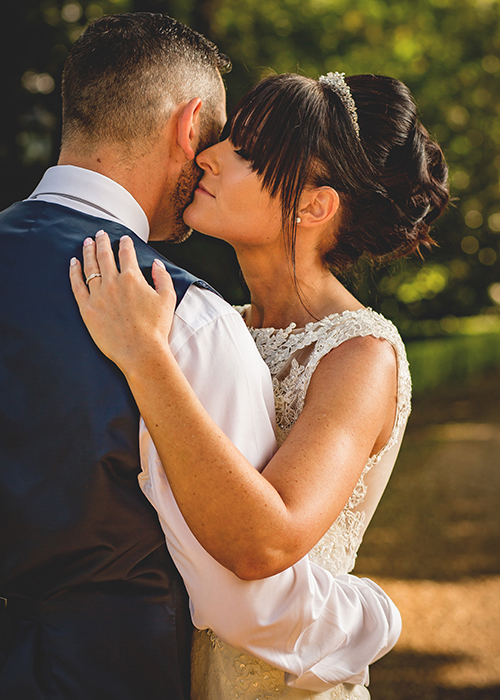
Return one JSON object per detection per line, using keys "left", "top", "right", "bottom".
{"left": 236, "top": 246, "right": 362, "bottom": 329}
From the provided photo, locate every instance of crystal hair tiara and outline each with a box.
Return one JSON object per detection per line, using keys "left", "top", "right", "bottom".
{"left": 318, "top": 71, "right": 360, "bottom": 138}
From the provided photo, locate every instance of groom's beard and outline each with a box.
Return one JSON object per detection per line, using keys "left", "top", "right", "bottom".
{"left": 168, "top": 116, "right": 223, "bottom": 243}
{"left": 169, "top": 115, "right": 224, "bottom": 244}
{"left": 168, "top": 160, "right": 201, "bottom": 244}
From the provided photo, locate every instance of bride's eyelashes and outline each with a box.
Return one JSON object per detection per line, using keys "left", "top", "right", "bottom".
{"left": 233, "top": 147, "right": 252, "bottom": 161}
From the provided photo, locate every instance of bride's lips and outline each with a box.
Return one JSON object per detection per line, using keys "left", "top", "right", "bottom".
{"left": 196, "top": 182, "right": 215, "bottom": 198}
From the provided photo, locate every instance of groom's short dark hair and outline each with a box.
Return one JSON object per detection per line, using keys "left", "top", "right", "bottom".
{"left": 61, "top": 12, "right": 231, "bottom": 156}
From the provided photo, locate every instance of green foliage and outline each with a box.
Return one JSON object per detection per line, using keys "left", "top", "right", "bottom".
{"left": 0, "top": 0, "right": 132, "bottom": 205}
{"left": 4, "top": 0, "right": 500, "bottom": 326}
{"left": 407, "top": 329, "right": 500, "bottom": 396}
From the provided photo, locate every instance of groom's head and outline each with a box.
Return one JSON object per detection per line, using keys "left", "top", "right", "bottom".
{"left": 59, "top": 13, "right": 230, "bottom": 240}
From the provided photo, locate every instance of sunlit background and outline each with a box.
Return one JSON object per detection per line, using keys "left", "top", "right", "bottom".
{"left": 2, "top": 1, "right": 500, "bottom": 698}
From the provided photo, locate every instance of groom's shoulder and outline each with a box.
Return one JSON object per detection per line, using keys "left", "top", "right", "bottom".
{"left": 169, "top": 283, "right": 264, "bottom": 373}
{"left": 175, "top": 282, "right": 243, "bottom": 331}
{"left": 170, "top": 282, "right": 253, "bottom": 357}
{"left": 0, "top": 199, "right": 119, "bottom": 238}
{"left": 0, "top": 199, "right": 41, "bottom": 230}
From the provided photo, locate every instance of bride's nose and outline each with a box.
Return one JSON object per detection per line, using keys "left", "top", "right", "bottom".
{"left": 196, "top": 143, "right": 220, "bottom": 174}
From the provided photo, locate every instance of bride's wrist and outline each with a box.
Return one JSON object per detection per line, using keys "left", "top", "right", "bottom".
{"left": 120, "top": 338, "right": 176, "bottom": 384}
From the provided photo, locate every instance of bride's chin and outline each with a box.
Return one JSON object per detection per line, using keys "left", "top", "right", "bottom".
{"left": 183, "top": 208, "right": 216, "bottom": 239}
{"left": 182, "top": 205, "right": 197, "bottom": 229}
{"left": 183, "top": 214, "right": 212, "bottom": 238}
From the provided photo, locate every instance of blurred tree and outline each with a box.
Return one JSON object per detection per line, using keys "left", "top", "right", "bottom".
{"left": 4, "top": 0, "right": 500, "bottom": 326}
{"left": 0, "top": 0, "right": 133, "bottom": 208}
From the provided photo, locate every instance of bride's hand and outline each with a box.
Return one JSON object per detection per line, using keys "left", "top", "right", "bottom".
{"left": 69, "top": 230, "right": 176, "bottom": 375}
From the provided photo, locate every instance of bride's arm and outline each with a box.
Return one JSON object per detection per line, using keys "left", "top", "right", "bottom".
{"left": 70, "top": 231, "right": 397, "bottom": 580}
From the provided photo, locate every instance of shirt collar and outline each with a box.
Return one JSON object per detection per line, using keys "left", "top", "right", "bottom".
{"left": 28, "top": 165, "right": 150, "bottom": 243}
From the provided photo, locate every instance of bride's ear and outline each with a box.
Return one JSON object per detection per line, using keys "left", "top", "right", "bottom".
{"left": 297, "top": 187, "right": 340, "bottom": 227}
{"left": 177, "top": 98, "right": 203, "bottom": 161}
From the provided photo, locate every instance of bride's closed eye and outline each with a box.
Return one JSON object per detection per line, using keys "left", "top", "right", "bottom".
{"left": 233, "top": 145, "right": 252, "bottom": 161}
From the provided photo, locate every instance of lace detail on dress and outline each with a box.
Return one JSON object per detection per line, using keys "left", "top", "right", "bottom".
{"left": 191, "top": 628, "right": 370, "bottom": 700}
{"left": 251, "top": 308, "right": 410, "bottom": 440}
{"left": 231, "top": 651, "right": 285, "bottom": 698}
{"left": 207, "top": 628, "right": 224, "bottom": 650}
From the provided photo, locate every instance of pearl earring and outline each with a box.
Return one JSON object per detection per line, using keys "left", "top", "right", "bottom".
{"left": 296, "top": 217, "right": 301, "bottom": 223}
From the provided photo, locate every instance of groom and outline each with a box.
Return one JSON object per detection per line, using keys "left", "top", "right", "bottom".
{"left": 0, "top": 13, "right": 236, "bottom": 700}
{"left": 0, "top": 12, "right": 399, "bottom": 700}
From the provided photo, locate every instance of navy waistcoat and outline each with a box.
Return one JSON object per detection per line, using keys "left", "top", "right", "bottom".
{"left": 0, "top": 200, "right": 200, "bottom": 700}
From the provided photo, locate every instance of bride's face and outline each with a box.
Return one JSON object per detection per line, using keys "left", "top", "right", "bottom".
{"left": 183, "top": 139, "right": 283, "bottom": 249}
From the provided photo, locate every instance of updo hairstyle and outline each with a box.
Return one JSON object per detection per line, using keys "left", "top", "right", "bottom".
{"left": 225, "top": 72, "right": 449, "bottom": 274}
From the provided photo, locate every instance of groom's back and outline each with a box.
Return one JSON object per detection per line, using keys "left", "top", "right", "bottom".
{"left": 0, "top": 200, "right": 192, "bottom": 699}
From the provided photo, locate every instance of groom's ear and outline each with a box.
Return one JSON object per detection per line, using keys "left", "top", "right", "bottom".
{"left": 177, "top": 98, "right": 203, "bottom": 161}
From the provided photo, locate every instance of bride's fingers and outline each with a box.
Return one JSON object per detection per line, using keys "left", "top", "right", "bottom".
{"left": 69, "top": 256, "right": 90, "bottom": 309}
{"left": 82, "top": 237, "right": 102, "bottom": 287}
{"left": 94, "top": 230, "right": 119, "bottom": 280}
{"left": 152, "top": 259, "right": 176, "bottom": 300}
{"left": 117, "top": 235, "right": 142, "bottom": 275}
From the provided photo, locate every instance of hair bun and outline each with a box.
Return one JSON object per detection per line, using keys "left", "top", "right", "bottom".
{"left": 383, "top": 122, "right": 448, "bottom": 250}
{"left": 323, "top": 75, "right": 449, "bottom": 271}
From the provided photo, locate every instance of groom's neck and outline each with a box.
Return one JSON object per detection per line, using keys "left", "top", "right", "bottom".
{"left": 57, "top": 128, "right": 180, "bottom": 241}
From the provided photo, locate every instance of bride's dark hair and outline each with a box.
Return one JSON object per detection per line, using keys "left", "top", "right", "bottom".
{"left": 225, "top": 72, "right": 449, "bottom": 274}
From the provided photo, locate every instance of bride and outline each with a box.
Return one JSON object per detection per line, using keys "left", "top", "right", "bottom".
{"left": 70, "top": 71, "right": 448, "bottom": 699}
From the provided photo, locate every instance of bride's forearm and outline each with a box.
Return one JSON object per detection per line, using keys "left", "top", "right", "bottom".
{"left": 124, "top": 343, "right": 297, "bottom": 579}
{"left": 125, "top": 335, "right": 391, "bottom": 580}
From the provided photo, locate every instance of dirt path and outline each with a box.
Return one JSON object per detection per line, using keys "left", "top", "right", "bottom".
{"left": 355, "top": 369, "right": 500, "bottom": 699}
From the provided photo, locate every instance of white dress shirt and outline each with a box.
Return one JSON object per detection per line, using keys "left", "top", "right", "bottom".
{"left": 29, "top": 165, "right": 401, "bottom": 691}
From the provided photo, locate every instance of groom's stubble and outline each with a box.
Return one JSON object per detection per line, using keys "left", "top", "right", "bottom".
{"left": 164, "top": 102, "right": 226, "bottom": 244}
{"left": 168, "top": 159, "right": 201, "bottom": 244}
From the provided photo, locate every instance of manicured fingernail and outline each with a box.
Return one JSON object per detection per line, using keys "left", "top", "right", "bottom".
{"left": 95, "top": 230, "right": 106, "bottom": 238}
{"left": 120, "top": 235, "right": 130, "bottom": 241}
{"left": 70, "top": 257, "right": 78, "bottom": 267}
{"left": 154, "top": 259, "right": 166, "bottom": 270}
{"left": 83, "top": 237, "right": 94, "bottom": 247}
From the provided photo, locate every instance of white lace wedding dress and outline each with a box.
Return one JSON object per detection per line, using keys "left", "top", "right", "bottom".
{"left": 191, "top": 307, "right": 411, "bottom": 700}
